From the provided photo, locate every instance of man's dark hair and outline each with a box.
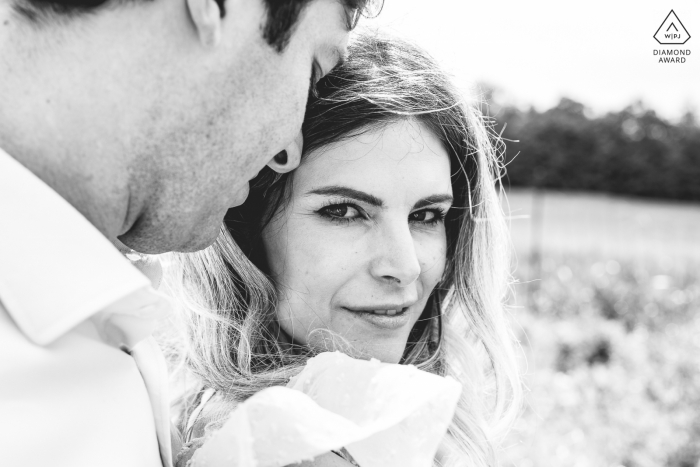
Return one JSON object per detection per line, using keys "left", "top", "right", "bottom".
{"left": 261, "top": 0, "right": 372, "bottom": 52}
{"left": 14, "top": 0, "right": 378, "bottom": 52}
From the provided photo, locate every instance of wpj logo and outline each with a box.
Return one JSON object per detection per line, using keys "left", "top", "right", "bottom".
{"left": 654, "top": 10, "right": 690, "bottom": 44}
{"left": 653, "top": 10, "right": 691, "bottom": 63}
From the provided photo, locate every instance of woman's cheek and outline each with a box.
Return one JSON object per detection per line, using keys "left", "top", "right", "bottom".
{"left": 286, "top": 224, "right": 354, "bottom": 301}
{"left": 417, "top": 232, "right": 448, "bottom": 285}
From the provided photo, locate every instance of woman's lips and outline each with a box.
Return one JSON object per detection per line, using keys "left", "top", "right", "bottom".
{"left": 341, "top": 307, "right": 413, "bottom": 330}
{"left": 355, "top": 307, "right": 407, "bottom": 316}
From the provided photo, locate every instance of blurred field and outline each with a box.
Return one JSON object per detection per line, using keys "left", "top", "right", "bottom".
{"left": 505, "top": 188, "right": 700, "bottom": 262}
{"left": 501, "top": 189, "right": 700, "bottom": 467}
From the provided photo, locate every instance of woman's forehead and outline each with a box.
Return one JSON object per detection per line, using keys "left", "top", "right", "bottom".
{"left": 295, "top": 121, "right": 452, "bottom": 196}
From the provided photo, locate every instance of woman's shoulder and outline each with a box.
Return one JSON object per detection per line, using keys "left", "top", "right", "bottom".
{"left": 176, "top": 389, "right": 239, "bottom": 467}
{"left": 188, "top": 389, "right": 235, "bottom": 441}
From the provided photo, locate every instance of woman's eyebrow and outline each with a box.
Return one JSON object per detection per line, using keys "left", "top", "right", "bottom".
{"left": 414, "top": 194, "right": 454, "bottom": 209}
{"left": 306, "top": 186, "right": 383, "bottom": 207}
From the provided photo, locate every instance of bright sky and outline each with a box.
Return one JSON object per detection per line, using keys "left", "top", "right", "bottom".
{"left": 362, "top": 0, "right": 699, "bottom": 120}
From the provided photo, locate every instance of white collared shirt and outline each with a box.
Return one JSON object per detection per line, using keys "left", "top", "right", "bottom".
{"left": 0, "top": 147, "right": 173, "bottom": 467}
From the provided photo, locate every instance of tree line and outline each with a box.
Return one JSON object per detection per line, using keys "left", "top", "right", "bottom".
{"left": 492, "top": 97, "right": 700, "bottom": 201}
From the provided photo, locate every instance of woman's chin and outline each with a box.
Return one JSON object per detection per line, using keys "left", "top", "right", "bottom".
{"left": 306, "top": 334, "right": 406, "bottom": 364}
{"left": 370, "top": 350, "right": 403, "bottom": 364}
{"left": 347, "top": 340, "right": 407, "bottom": 364}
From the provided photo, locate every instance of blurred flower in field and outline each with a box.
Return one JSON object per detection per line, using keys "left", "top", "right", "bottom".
{"left": 504, "top": 255, "right": 700, "bottom": 467}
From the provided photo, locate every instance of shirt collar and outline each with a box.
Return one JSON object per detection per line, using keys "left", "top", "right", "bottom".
{"left": 0, "top": 147, "right": 156, "bottom": 346}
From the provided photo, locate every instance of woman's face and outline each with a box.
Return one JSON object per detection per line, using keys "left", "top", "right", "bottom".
{"left": 262, "top": 121, "right": 452, "bottom": 363}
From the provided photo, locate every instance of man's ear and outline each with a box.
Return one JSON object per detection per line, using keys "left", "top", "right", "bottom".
{"left": 186, "top": 0, "right": 223, "bottom": 47}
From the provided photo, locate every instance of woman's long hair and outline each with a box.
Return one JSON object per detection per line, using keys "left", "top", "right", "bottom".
{"left": 164, "top": 32, "right": 522, "bottom": 467}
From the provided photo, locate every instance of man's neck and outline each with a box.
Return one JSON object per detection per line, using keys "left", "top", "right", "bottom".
{"left": 0, "top": 76, "right": 128, "bottom": 241}
{"left": 0, "top": 132, "right": 130, "bottom": 242}
{"left": 0, "top": 11, "right": 139, "bottom": 242}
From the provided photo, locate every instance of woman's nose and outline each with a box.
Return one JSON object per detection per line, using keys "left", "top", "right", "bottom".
{"left": 267, "top": 132, "right": 303, "bottom": 173}
{"left": 369, "top": 222, "right": 421, "bottom": 286}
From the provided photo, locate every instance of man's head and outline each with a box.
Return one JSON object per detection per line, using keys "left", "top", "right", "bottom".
{"left": 0, "top": 0, "right": 377, "bottom": 253}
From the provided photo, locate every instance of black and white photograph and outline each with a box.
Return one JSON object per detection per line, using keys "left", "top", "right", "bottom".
{"left": 1, "top": 1, "right": 698, "bottom": 466}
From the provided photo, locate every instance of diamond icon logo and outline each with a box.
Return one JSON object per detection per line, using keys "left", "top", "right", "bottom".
{"left": 654, "top": 10, "right": 691, "bottom": 45}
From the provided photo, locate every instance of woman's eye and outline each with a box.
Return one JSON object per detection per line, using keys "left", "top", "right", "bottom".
{"left": 410, "top": 209, "right": 444, "bottom": 224}
{"left": 411, "top": 211, "right": 433, "bottom": 222}
{"left": 327, "top": 205, "right": 349, "bottom": 217}
{"left": 321, "top": 204, "right": 362, "bottom": 221}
